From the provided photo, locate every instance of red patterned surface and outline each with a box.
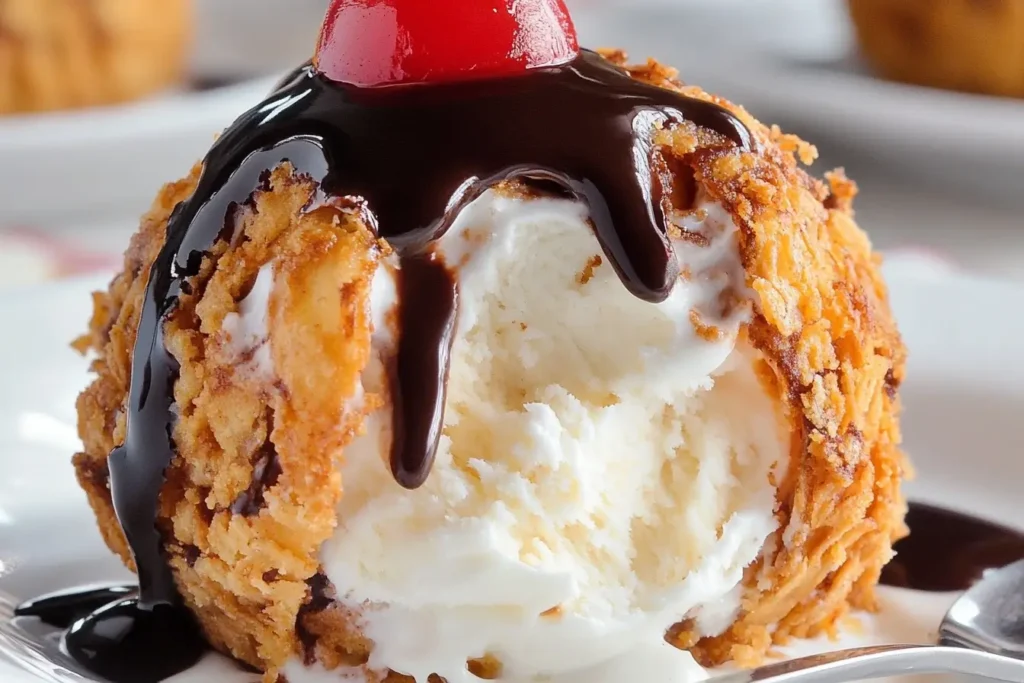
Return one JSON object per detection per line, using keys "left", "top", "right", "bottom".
{"left": 0, "top": 230, "right": 120, "bottom": 290}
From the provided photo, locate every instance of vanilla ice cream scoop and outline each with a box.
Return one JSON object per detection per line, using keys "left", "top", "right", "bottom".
{"left": 221, "top": 188, "right": 786, "bottom": 681}
{"left": 334, "top": 199, "right": 785, "bottom": 681}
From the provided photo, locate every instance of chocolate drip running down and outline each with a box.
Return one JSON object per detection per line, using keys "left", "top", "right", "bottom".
{"left": 43, "top": 50, "right": 754, "bottom": 682}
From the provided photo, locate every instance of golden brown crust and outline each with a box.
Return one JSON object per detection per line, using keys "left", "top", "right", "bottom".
{"left": 74, "top": 50, "right": 907, "bottom": 679}
{"left": 849, "top": 0, "right": 1024, "bottom": 98}
{"left": 615, "top": 53, "right": 908, "bottom": 665}
{"left": 75, "top": 163, "right": 387, "bottom": 673}
{"left": 0, "top": 0, "right": 191, "bottom": 114}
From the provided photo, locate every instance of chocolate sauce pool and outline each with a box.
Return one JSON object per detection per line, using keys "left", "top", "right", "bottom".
{"left": 14, "top": 585, "right": 134, "bottom": 630}
{"left": 880, "top": 503, "right": 1024, "bottom": 592}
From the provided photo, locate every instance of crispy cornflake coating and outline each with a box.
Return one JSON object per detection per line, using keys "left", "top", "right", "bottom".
{"left": 0, "top": 0, "right": 190, "bottom": 114}
{"left": 849, "top": 0, "right": 1024, "bottom": 98}
{"left": 73, "top": 51, "right": 907, "bottom": 682}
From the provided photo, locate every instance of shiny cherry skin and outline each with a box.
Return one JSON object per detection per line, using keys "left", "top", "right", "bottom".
{"left": 314, "top": 0, "right": 579, "bottom": 87}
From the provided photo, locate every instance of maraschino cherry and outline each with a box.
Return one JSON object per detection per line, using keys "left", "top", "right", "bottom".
{"left": 315, "top": 0, "right": 579, "bottom": 88}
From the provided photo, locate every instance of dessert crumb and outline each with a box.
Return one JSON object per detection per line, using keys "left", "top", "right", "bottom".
{"left": 690, "top": 310, "right": 724, "bottom": 342}
{"left": 576, "top": 255, "right": 603, "bottom": 285}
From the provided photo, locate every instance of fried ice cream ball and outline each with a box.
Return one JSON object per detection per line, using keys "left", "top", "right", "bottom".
{"left": 0, "top": 0, "right": 191, "bottom": 114}
{"left": 73, "top": 52, "right": 907, "bottom": 682}
{"left": 849, "top": 0, "right": 1024, "bottom": 98}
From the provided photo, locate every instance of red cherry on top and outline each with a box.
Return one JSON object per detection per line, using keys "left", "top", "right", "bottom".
{"left": 314, "top": 0, "right": 580, "bottom": 88}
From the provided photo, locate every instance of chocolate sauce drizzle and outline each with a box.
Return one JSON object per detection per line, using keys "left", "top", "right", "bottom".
{"left": 880, "top": 503, "right": 1024, "bottom": 592}
{"left": 22, "top": 50, "right": 754, "bottom": 681}
{"left": 120, "top": 49, "right": 750, "bottom": 517}
{"left": 295, "top": 573, "right": 337, "bottom": 666}
{"left": 14, "top": 585, "right": 134, "bottom": 630}
{"left": 230, "top": 440, "right": 283, "bottom": 516}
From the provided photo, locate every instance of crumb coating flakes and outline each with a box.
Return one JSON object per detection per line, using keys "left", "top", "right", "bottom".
{"left": 73, "top": 51, "right": 907, "bottom": 681}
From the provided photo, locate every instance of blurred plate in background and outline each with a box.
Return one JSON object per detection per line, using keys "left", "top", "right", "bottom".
{"left": 191, "top": 0, "right": 328, "bottom": 79}
{"left": 4, "top": 0, "right": 1019, "bottom": 230}
{"left": 0, "top": 0, "right": 330, "bottom": 230}
{"left": 0, "top": 78, "right": 278, "bottom": 229}
{"left": 571, "top": 0, "right": 1024, "bottom": 202}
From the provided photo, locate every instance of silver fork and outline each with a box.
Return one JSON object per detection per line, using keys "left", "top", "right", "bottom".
{"left": 713, "top": 560, "right": 1024, "bottom": 683}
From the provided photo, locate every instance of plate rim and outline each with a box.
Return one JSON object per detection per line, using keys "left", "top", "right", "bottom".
{"left": 0, "top": 76, "right": 280, "bottom": 150}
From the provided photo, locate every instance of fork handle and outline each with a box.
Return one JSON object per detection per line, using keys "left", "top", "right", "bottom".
{"left": 710, "top": 644, "right": 1024, "bottom": 683}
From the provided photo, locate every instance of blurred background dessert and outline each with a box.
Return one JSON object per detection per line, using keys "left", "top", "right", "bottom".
{"left": 848, "top": 0, "right": 1024, "bottom": 99}
{"left": 0, "top": 0, "right": 191, "bottom": 114}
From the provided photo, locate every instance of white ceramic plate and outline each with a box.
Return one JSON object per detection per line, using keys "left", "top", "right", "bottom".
{"left": 191, "top": 0, "right": 328, "bottom": 80}
{"left": 0, "top": 261, "right": 1022, "bottom": 681}
{"left": 0, "top": 77, "right": 279, "bottom": 229}
{"left": 571, "top": 0, "right": 1024, "bottom": 200}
